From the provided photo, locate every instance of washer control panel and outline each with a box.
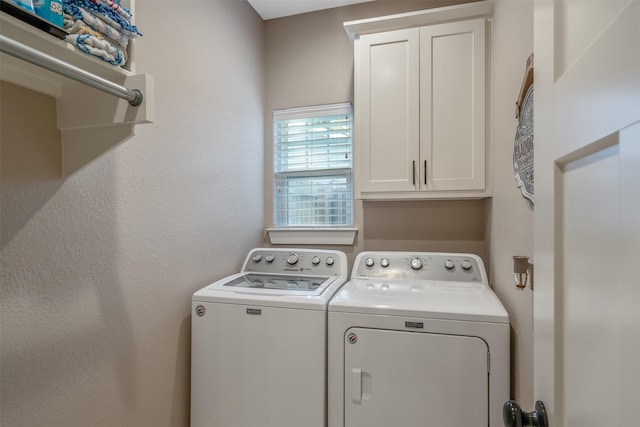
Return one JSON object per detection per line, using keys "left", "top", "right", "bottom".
{"left": 243, "top": 248, "right": 347, "bottom": 277}
{"left": 353, "top": 251, "right": 487, "bottom": 283}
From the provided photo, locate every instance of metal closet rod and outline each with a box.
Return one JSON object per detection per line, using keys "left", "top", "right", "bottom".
{"left": 0, "top": 34, "right": 143, "bottom": 107}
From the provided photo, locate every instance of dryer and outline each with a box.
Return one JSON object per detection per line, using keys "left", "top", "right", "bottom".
{"left": 192, "top": 248, "right": 348, "bottom": 427}
{"left": 328, "top": 251, "right": 509, "bottom": 427}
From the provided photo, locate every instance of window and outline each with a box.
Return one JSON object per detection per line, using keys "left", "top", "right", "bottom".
{"left": 273, "top": 103, "right": 353, "bottom": 227}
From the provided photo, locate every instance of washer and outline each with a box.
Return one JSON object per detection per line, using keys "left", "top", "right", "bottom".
{"left": 328, "top": 251, "right": 509, "bottom": 427}
{"left": 191, "top": 248, "right": 348, "bottom": 427}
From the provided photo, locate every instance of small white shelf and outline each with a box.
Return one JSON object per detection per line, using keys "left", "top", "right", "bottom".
{"left": 266, "top": 228, "right": 358, "bottom": 246}
{"left": 0, "top": 5, "right": 154, "bottom": 176}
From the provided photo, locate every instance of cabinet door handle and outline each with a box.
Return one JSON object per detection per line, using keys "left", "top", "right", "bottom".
{"left": 412, "top": 161, "right": 416, "bottom": 186}
{"left": 424, "top": 160, "right": 428, "bottom": 185}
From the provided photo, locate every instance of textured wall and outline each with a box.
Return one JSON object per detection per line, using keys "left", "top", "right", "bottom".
{"left": 0, "top": 1, "right": 265, "bottom": 426}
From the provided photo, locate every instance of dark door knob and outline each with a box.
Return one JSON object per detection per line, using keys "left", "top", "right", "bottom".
{"left": 503, "top": 400, "right": 548, "bottom": 427}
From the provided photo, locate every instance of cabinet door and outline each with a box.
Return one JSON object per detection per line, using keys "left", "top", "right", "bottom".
{"left": 420, "top": 19, "right": 486, "bottom": 192}
{"left": 355, "top": 28, "right": 420, "bottom": 194}
{"left": 344, "top": 328, "right": 489, "bottom": 427}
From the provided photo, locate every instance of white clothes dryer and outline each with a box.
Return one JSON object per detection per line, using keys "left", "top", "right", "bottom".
{"left": 328, "top": 251, "right": 509, "bottom": 427}
{"left": 191, "top": 248, "right": 348, "bottom": 427}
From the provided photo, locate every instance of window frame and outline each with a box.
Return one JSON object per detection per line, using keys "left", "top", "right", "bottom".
{"left": 268, "top": 103, "right": 357, "bottom": 245}
{"left": 272, "top": 103, "right": 354, "bottom": 228}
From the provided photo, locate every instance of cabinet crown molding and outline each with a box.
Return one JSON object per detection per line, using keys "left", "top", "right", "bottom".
{"left": 343, "top": 0, "right": 493, "bottom": 40}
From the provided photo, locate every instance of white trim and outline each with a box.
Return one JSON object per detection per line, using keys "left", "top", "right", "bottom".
{"left": 266, "top": 228, "right": 358, "bottom": 245}
{"left": 343, "top": 0, "right": 494, "bottom": 40}
{"left": 273, "top": 103, "right": 352, "bottom": 121}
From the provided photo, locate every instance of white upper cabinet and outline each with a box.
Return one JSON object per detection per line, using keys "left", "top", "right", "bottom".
{"left": 348, "top": 3, "right": 492, "bottom": 200}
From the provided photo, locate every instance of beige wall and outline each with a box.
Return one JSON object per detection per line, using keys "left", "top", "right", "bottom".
{"left": 488, "top": 0, "right": 534, "bottom": 406}
{"left": 264, "top": 0, "right": 534, "bottom": 403}
{"left": 0, "top": 1, "right": 265, "bottom": 426}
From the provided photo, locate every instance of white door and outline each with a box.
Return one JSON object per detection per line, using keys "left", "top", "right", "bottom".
{"left": 344, "top": 328, "right": 489, "bottom": 427}
{"left": 529, "top": 1, "right": 640, "bottom": 426}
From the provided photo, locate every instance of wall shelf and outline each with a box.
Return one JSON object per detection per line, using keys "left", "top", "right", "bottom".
{"left": 0, "top": 2, "right": 154, "bottom": 176}
{"left": 266, "top": 228, "right": 358, "bottom": 246}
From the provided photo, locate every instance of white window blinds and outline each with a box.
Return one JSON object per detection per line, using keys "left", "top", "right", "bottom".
{"left": 273, "top": 103, "right": 353, "bottom": 227}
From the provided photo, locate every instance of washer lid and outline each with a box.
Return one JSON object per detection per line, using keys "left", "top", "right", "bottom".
{"left": 193, "top": 272, "right": 347, "bottom": 310}
{"left": 223, "top": 273, "right": 328, "bottom": 292}
{"left": 328, "top": 278, "right": 509, "bottom": 323}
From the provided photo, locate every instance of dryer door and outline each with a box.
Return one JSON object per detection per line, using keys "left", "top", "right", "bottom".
{"left": 344, "top": 328, "right": 488, "bottom": 427}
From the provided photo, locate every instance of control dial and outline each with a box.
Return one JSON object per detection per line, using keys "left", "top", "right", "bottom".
{"left": 444, "top": 259, "right": 455, "bottom": 270}
{"left": 326, "top": 256, "right": 335, "bottom": 266}
{"left": 410, "top": 257, "right": 423, "bottom": 270}
{"left": 365, "top": 258, "right": 375, "bottom": 267}
{"left": 461, "top": 260, "right": 472, "bottom": 270}
{"left": 287, "top": 253, "right": 299, "bottom": 265}
{"left": 311, "top": 256, "right": 321, "bottom": 265}
{"left": 265, "top": 255, "right": 275, "bottom": 263}
{"left": 380, "top": 258, "right": 390, "bottom": 268}
{"left": 252, "top": 254, "right": 262, "bottom": 263}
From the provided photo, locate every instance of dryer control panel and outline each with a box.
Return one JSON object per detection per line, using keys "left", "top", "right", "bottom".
{"left": 242, "top": 248, "right": 348, "bottom": 277}
{"left": 353, "top": 251, "right": 488, "bottom": 283}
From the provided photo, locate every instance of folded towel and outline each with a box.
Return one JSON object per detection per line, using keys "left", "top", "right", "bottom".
{"left": 64, "top": 8, "right": 129, "bottom": 48}
{"left": 66, "top": 32, "right": 127, "bottom": 66}
{"left": 64, "top": 0, "right": 141, "bottom": 36}
{"left": 91, "top": 0, "right": 132, "bottom": 21}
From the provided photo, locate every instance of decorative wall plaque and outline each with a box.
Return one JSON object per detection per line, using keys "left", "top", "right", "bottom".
{"left": 514, "top": 54, "right": 534, "bottom": 204}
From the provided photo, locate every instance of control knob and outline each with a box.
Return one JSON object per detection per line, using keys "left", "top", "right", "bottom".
{"left": 311, "top": 256, "right": 321, "bottom": 265}
{"left": 252, "top": 254, "right": 262, "bottom": 263}
{"left": 287, "top": 253, "right": 299, "bottom": 265}
{"left": 326, "top": 256, "right": 335, "bottom": 266}
{"left": 410, "top": 257, "right": 423, "bottom": 270}
{"left": 461, "top": 260, "right": 472, "bottom": 270}
{"left": 265, "top": 255, "right": 275, "bottom": 263}
{"left": 365, "top": 258, "right": 375, "bottom": 267}
{"left": 444, "top": 259, "right": 455, "bottom": 270}
{"left": 380, "top": 258, "right": 390, "bottom": 268}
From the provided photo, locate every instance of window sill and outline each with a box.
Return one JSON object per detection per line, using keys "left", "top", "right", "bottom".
{"left": 266, "top": 228, "right": 358, "bottom": 246}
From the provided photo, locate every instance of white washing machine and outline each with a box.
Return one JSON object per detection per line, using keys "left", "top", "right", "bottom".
{"left": 191, "top": 248, "right": 348, "bottom": 427}
{"left": 328, "top": 251, "right": 509, "bottom": 427}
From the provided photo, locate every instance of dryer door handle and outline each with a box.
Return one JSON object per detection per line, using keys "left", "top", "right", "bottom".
{"left": 351, "top": 368, "right": 362, "bottom": 404}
